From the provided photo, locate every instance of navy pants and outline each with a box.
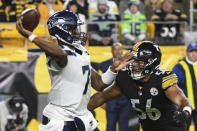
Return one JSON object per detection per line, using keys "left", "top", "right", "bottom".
{"left": 42, "top": 115, "right": 99, "bottom": 131}
{"left": 106, "top": 102, "right": 131, "bottom": 131}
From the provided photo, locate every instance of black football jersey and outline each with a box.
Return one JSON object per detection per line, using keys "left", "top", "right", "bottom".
{"left": 116, "top": 69, "right": 179, "bottom": 130}
{"left": 152, "top": 9, "right": 187, "bottom": 39}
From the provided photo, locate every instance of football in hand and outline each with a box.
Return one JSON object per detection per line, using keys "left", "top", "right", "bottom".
{"left": 20, "top": 8, "right": 40, "bottom": 31}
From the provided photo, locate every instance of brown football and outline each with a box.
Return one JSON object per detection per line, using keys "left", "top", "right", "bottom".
{"left": 20, "top": 8, "right": 40, "bottom": 31}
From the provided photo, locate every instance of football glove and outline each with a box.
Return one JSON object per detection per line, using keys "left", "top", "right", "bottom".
{"left": 173, "top": 110, "right": 190, "bottom": 127}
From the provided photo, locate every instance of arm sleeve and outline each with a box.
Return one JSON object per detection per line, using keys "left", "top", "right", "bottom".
{"left": 162, "top": 71, "right": 178, "bottom": 91}
{"left": 90, "top": 33, "right": 103, "bottom": 41}
{"left": 137, "top": 33, "right": 146, "bottom": 40}
{"left": 124, "top": 33, "right": 136, "bottom": 41}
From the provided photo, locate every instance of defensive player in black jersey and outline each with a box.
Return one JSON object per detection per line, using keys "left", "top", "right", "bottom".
{"left": 88, "top": 41, "right": 192, "bottom": 131}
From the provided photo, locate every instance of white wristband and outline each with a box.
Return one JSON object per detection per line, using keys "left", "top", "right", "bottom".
{"left": 101, "top": 66, "right": 118, "bottom": 85}
{"left": 183, "top": 106, "right": 192, "bottom": 115}
{"left": 28, "top": 34, "right": 37, "bottom": 42}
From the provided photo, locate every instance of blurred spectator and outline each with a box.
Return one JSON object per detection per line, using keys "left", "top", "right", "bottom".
{"left": 121, "top": 1, "right": 147, "bottom": 46}
{"left": 195, "top": 0, "right": 197, "bottom": 8}
{"left": 0, "top": 0, "right": 7, "bottom": 22}
{"left": 32, "top": 0, "right": 42, "bottom": 8}
{"left": 71, "top": 0, "right": 89, "bottom": 19}
{"left": 27, "top": 0, "right": 36, "bottom": 4}
{"left": 151, "top": 0, "right": 187, "bottom": 45}
{"left": 88, "top": 0, "right": 119, "bottom": 46}
{"left": 59, "top": 0, "right": 65, "bottom": 4}
{"left": 35, "top": 0, "right": 42, "bottom": 3}
{"left": 0, "top": 96, "right": 28, "bottom": 131}
{"left": 99, "top": 43, "right": 132, "bottom": 131}
{"left": 111, "top": 0, "right": 120, "bottom": 6}
{"left": 3, "top": 0, "right": 12, "bottom": 5}
{"left": 145, "top": 0, "right": 161, "bottom": 21}
{"left": 173, "top": 0, "right": 189, "bottom": 16}
{"left": 89, "top": 0, "right": 119, "bottom": 16}
{"left": 173, "top": 42, "right": 197, "bottom": 131}
{"left": 144, "top": 0, "right": 161, "bottom": 41}
{"left": 66, "top": 1, "right": 87, "bottom": 33}
{"left": 38, "top": 0, "right": 64, "bottom": 23}
{"left": 119, "top": 0, "right": 145, "bottom": 18}
{"left": 8, "top": 0, "right": 36, "bottom": 22}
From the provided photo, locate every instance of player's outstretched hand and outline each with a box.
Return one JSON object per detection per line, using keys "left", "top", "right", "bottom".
{"left": 173, "top": 110, "right": 190, "bottom": 127}
{"left": 16, "top": 17, "right": 32, "bottom": 38}
{"left": 111, "top": 50, "right": 133, "bottom": 72}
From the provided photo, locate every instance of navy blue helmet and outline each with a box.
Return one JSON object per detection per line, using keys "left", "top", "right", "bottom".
{"left": 47, "top": 10, "right": 86, "bottom": 46}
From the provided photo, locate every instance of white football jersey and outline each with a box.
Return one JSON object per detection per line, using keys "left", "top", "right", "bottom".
{"left": 43, "top": 44, "right": 92, "bottom": 121}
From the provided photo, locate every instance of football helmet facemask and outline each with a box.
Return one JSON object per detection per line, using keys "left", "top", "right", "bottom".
{"left": 127, "top": 41, "right": 161, "bottom": 80}
{"left": 47, "top": 10, "right": 86, "bottom": 47}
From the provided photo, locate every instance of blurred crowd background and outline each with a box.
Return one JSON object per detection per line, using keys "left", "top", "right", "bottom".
{"left": 0, "top": 0, "right": 196, "bottom": 48}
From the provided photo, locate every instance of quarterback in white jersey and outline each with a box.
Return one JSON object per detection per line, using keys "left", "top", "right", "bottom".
{"left": 44, "top": 44, "right": 93, "bottom": 120}
{"left": 16, "top": 10, "right": 133, "bottom": 131}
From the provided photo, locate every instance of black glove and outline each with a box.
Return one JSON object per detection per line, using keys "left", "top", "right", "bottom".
{"left": 173, "top": 110, "right": 190, "bottom": 127}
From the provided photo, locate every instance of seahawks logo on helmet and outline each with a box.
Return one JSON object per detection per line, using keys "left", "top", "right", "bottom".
{"left": 47, "top": 10, "right": 86, "bottom": 47}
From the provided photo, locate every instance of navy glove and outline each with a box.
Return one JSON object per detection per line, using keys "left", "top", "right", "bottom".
{"left": 173, "top": 110, "right": 190, "bottom": 127}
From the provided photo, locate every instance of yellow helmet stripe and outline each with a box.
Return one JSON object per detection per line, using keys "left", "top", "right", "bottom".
{"left": 132, "top": 41, "right": 145, "bottom": 54}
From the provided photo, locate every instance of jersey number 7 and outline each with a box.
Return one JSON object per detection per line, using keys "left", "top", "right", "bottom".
{"left": 82, "top": 65, "right": 90, "bottom": 95}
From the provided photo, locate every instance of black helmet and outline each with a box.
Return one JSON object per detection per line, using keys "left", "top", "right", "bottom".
{"left": 127, "top": 41, "right": 161, "bottom": 80}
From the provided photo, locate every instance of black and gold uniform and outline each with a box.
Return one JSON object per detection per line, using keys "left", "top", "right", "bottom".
{"left": 116, "top": 69, "right": 187, "bottom": 131}
{"left": 0, "top": 1, "right": 6, "bottom": 22}
{"left": 8, "top": 0, "right": 36, "bottom": 22}
{"left": 87, "top": 41, "right": 191, "bottom": 131}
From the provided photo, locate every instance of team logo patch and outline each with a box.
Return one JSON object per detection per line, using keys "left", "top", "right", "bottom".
{"left": 150, "top": 87, "right": 158, "bottom": 96}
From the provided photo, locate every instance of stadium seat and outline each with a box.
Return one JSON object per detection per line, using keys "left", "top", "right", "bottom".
{"left": 0, "top": 23, "right": 49, "bottom": 48}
